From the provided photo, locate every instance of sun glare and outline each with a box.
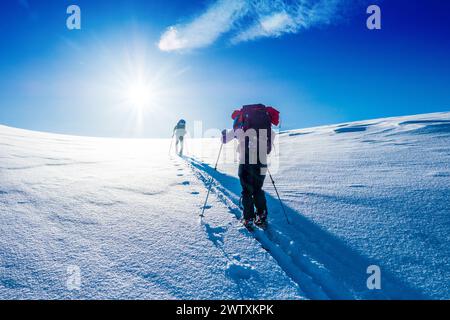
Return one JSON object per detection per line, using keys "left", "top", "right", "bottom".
{"left": 126, "top": 82, "right": 151, "bottom": 109}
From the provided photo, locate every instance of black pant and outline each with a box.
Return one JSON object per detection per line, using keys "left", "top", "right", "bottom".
{"left": 176, "top": 136, "right": 184, "bottom": 155}
{"left": 238, "top": 164, "right": 267, "bottom": 220}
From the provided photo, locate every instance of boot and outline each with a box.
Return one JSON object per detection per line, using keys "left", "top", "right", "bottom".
{"left": 242, "top": 218, "right": 254, "bottom": 229}
{"left": 255, "top": 210, "right": 268, "bottom": 228}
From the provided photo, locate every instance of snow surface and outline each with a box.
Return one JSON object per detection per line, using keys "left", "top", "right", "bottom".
{"left": 1, "top": 112, "right": 449, "bottom": 299}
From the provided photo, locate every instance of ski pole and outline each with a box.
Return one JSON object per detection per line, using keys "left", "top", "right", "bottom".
{"left": 168, "top": 132, "right": 175, "bottom": 155}
{"left": 267, "top": 168, "right": 291, "bottom": 225}
{"left": 200, "top": 143, "right": 224, "bottom": 217}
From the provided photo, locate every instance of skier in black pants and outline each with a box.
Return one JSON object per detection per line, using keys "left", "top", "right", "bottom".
{"left": 238, "top": 163, "right": 268, "bottom": 226}
{"left": 222, "top": 104, "right": 280, "bottom": 228}
{"left": 173, "top": 119, "right": 187, "bottom": 156}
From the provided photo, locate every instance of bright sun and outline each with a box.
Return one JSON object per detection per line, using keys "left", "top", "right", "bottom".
{"left": 126, "top": 82, "right": 151, "bottom": 109}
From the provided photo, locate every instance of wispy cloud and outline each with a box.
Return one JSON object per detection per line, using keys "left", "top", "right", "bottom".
{"left": 158, "top": 0, "right": 248, "bottom": 52}
{"left": 158, "top": 0, "right": 346, "bottom": 52}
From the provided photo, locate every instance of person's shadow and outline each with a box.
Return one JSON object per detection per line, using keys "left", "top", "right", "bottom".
{"left": 186, "top": 156, "right": 427, "bottom": 300}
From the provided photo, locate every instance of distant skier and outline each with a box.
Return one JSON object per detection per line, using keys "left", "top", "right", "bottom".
{"left": 173, "top": 119, "right": 187, "bottom": 156}
{"left": 222, "top": 104, "right": 280, "bottom": 228}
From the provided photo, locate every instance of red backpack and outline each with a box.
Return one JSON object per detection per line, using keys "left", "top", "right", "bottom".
{"left": 231, "top": 104, "right": 280, "bottom": 154}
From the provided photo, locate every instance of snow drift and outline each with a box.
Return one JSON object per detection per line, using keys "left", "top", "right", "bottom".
{"left": 1, "top": 112, "right": 449, "bottom": 299}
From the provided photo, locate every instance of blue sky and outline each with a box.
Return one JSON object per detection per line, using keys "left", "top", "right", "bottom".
{"left": 0, "top": 0, "right": 449, "bottom": 137}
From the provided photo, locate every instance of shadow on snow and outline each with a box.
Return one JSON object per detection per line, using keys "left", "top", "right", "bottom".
{"left": 186, "top": 156, "right": 427, "bottom": 300}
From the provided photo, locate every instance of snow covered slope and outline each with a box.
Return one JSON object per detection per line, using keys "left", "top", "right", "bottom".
{"left": 1, "top": 112, "right": 449, "bottom": 299}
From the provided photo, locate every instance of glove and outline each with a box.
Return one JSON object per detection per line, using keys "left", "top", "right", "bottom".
{"left": 221, "top": 129, "right": 227, "bottom": 144}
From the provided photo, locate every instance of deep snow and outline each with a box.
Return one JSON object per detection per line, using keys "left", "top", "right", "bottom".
{"left": 0, "top": 112, "right": 449, "bottom": 299}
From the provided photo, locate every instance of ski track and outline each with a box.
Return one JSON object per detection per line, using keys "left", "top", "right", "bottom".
{"left": 184, "top": 152, "right": 434, "bottom": 300}
{"left": 185, "top": 156, "right": 352, "bottom": 300}
{"left": 1, "top": 112, "right": 449, "bottom": 299}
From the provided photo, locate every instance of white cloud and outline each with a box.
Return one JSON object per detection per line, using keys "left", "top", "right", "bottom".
{"left": 158, "top": 0, "right": 345, "bottom": 52}
{"left": 158, "top": 0, "right": 248, "bottom": 52}
{"left": 231, "top": 11, "right": 296, "bottom": 43}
